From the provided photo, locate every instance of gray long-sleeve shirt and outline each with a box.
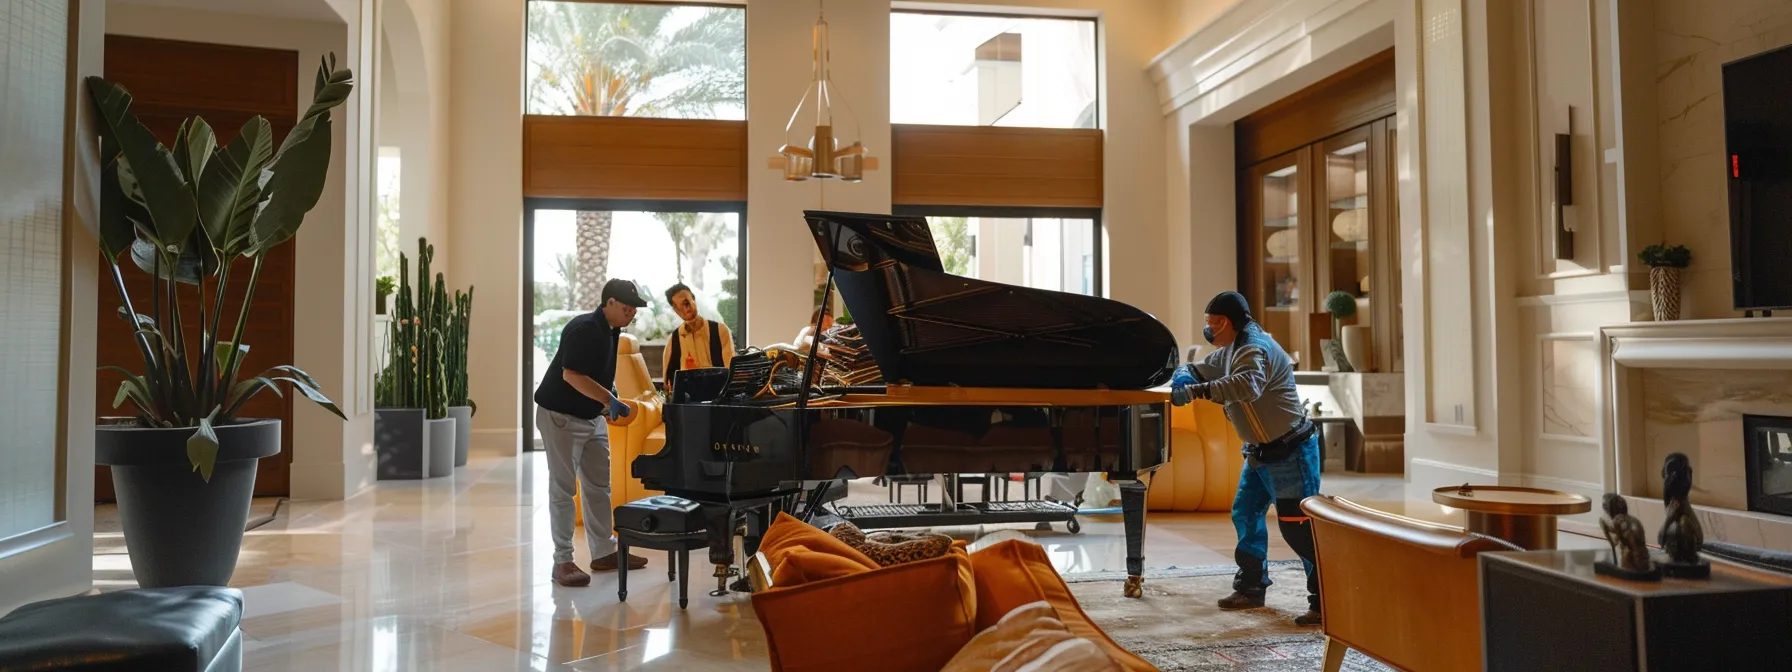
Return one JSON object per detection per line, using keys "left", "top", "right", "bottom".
{"left": 1185, "top": 322, "right": 1305, "bottom": 445}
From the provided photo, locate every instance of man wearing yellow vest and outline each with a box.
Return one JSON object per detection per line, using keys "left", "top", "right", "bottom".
{"left": 1172, "top": 291, "right": 1322, "bottom": 626}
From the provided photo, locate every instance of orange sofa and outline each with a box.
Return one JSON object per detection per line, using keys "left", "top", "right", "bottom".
{"left": 1147, "top": 399, "right": 1244, "bottom": 512}
{"left": 748, "top": 513, "right": 1155, "bottom": 672}
{"left": 1302, "top": 495, "right": 1520, "bottom": 672}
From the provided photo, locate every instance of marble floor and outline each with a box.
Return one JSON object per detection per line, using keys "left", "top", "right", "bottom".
{"left": 91, "top": 453, "right": 1435, "bottom": 671}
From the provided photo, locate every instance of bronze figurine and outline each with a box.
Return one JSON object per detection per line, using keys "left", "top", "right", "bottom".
{"left": 1658, "top": 453, "right": 1711, "bottom": 578}
{"left": 1596, "top": 494, "right": 1659, "bottom": 581}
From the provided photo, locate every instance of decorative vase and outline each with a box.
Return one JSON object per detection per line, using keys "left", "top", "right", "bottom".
{"left": 95, "top": 418, "right": 281, "bottom": 587}
{"left": 1320, "top": 339, "right": 1340, "bottom": 372}
{"left": 375, "top": 408, "right": 427, "bottom": 480}
{"left": 446, "top": 405, "right": 473, "bottom": 467}
{"left": 1341, "top": 325, "right": 1372, "bottom": 373}
{"left": 425, "top": 418, "right": 455, "bottom": 478}
{"left": 1649, "top": 266, "right": 1683, "bottom": 321}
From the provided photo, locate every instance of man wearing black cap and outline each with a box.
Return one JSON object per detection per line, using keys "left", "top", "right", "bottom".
{"left": 1172, "top": 291, "right": 1323, "bottom": 626}
{"left": 534, "top": 278, "right": 651, "bottom": 587}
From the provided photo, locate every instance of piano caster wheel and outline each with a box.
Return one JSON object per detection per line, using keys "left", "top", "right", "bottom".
{"left": 1034, "top": 522, "right": 1052, "bottom": 532}
{"left": 1066, "top": 518, "right": 1082, "bottom": 535}
{"left": 710, "top": 564, "right": 735, "bottom": 598}
{"left": 618, "top": 590, "right": 628, "bottom": 602}
{"left": 1123, "top": 575, "right": 1143, "bottom": 599}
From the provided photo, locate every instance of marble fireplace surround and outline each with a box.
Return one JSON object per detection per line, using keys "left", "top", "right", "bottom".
{"left": 1600, "top": 318, "right": 1792, "bottom": 552}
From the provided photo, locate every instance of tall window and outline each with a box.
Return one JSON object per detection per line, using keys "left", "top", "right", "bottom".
{"left": 899, "top": 207, "right": 1101, "bottom": 296}
{"left": 890, "top": 12, "right": 1097, "bottom": 128}
{"left": 525, "top": 1, "right": 746, "bottom": 120}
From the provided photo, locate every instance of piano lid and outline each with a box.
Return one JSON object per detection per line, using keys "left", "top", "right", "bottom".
{"left": 804, "top": 210, "right": 1179, "bottom": 391}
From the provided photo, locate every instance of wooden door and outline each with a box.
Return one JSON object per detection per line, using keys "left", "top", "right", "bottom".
{"left": 95, "top": 35, "right": 300, "bottom": 501}
{"left": 1239, "top": 148, "right": 1313, "bottom": 368}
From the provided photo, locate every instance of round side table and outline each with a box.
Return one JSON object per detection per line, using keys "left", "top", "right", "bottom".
{"left": 1432, "top": 485, "right": 1591, "bottom": 550}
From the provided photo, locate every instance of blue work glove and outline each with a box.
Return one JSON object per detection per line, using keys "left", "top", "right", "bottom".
{"left": 1172, "top": 367, "right": 1197, "bottom": 389}
{"left": 608, "top": 393, "right": 631, "bottom": 419}
{"left": 1171, "top": 385, "right": 1192, "bottom": 406}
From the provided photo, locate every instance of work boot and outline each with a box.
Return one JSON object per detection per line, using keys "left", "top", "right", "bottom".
{"left": 1217, "top": 590, "right": 1266, "bottom": 610}
{"left": 1294, "top": 609, "right": 1323, "bottom": 626}
{"left": 552, "top": 562, "right": 590, "bottom": 587}
{"left": 591, "top": 552, "right": 649, "bottom": 571}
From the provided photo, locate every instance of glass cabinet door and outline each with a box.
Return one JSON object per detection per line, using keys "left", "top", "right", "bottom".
{"left": 1248, "top": 150, "right": 1308, "bottom": 368}
{"left": 1320, "top": 128, "right": 1372, "bottom": 369}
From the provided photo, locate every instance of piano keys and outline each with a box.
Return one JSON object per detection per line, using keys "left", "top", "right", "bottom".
{"left": 633, "top": 210, "right": 1178, "bottom": 598}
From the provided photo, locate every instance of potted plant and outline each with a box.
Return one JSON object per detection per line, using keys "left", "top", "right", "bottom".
{"left": 446, "top": 286, "right": 474, "bottom": 467}
{"left": 87, "top": 57, "right": 352, "bottom": 588}
{"left": 375, "top": 274, "right": 395, "bottom": 315}
{"left": 1639, "top": 243, "right": 1691, "bottom": 321}
{"left": 1322, "top": 290, "right": 1358, "bottom": 373}
{"left": 375, "top": 240, "right": 454, "bottom": 478}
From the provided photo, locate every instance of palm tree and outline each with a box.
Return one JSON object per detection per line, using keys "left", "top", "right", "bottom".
{"left": 526, "top": 3, "right": 745, "bottom": 308}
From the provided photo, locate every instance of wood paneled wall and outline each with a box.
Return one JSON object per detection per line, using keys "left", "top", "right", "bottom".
{"left": 522, "top": 115, "right": 747, "bottom": 201}
{"left": 890, "top": 124, "right": 1103, "bottom": 208}
{"left": 1234, "top": 49, "right": 1396, "bottom": 167}
{"left": 96, "top": 35, "right": 300, "bottom": 501}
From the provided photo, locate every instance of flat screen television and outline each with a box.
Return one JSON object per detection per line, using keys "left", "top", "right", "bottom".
{"left": 1724, "top": 44, "right": 1792, "bottom": 311}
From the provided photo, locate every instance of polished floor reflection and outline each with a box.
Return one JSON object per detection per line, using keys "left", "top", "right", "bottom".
{"left": 93, "top": 452, "right": 1412, "bottom": 671}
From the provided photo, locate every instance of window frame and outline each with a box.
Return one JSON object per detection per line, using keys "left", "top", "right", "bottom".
{"left": 892, "top": 204, "right": 1104, "bottom": 297}
{"left": 889, "top": 9, "right": 1101, "bottom": 130}
{"left": 521, "top": 197, "right": 748, "bottom": 452}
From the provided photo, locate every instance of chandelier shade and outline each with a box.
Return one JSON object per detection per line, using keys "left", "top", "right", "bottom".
{"left": 778, "top": 3, "right": 867, "bottom": 182}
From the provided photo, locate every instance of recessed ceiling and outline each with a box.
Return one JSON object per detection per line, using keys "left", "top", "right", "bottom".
{"left": 114, "top": 0, "right": 344, "bottom": 25}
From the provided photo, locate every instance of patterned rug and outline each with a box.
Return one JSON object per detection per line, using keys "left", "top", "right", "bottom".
{"left": 1068, "top": 562, "right": 1392, "bottom": 671}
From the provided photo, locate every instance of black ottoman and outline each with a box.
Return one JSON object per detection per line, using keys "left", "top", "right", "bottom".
{"left": 614, "top": 496, "right": 708, "bottom": 609}
{"left": 0, "top": 586, "right": 243, "bottom": 672}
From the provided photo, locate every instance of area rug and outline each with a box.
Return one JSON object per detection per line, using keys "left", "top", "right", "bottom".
{"left": 1069, "top": 562, "right": 1392, "bottom": 671}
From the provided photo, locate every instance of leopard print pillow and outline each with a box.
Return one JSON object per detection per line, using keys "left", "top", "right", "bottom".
{"left": 829, "top": 521, "right": 954, "bottom": 566}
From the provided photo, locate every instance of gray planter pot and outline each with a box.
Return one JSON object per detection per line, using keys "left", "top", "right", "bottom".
{"left": 425, "top": 418, "right": 454, "bottom": 478}
{"left": 94, "top": 418, "right": 280, "bottom": 588}
{"left": 375, "top": 408, "right": 427, "bottom": 480}
{"left": 447, "top": 405, "right": 472, "bottom": 467}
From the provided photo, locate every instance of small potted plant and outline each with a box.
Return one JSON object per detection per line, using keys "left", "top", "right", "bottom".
{"left": 376, "top": 275, "right": 395, "bottom": 315}
{"left": 88, "top": 57, "right": 352, "bottom": 587}
{"left": 1323, "top": 290, "right": 1358, "bottom": 373}
{"left": 1639, "top": 244, "right": 1691, "bottom": 321}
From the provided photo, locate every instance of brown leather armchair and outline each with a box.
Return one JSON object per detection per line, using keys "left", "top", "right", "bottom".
{"left": 1146, "top": 399, "right": 1244, "bottom": 512}
{"left": 1302, "top": 495, "right": 1520, "bottom": 672}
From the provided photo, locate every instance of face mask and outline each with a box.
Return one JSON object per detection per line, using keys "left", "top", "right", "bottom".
{"left": 1203, "top": 326, "right": 1217, "bottom": 344}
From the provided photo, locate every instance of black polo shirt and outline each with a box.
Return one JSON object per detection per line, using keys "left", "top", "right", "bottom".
{"left": 533, "top": 311, "right": 620, "bottom": 420}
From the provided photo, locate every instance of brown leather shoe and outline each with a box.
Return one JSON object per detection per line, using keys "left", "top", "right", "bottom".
{"left": 591, "top": 552, "right": 649, "bottom": 572}
{"left": 553, "top": 561, "right": 590, "bottom": 587}
{"left": 1217, "top": 590, "right": 1267, "bottom": 610}
{"left": 1294, "top": 609, "right": 1323, "bottom": 626}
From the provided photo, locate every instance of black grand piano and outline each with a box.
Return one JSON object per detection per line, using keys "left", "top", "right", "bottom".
{"left": 634, "top": 210, "right": 1177, "bottom": 598}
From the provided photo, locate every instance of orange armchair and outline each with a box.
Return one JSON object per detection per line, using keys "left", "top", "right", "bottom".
{"left": 1147, "top": 399, "right": 1244, "bottom": 512}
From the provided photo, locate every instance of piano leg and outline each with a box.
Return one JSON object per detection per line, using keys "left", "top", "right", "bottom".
{"left": 702, "top": 504, "right": 736, "bottom": 597}
{"left": 1121, "top": 480, "right": 1148, "bottom": 598}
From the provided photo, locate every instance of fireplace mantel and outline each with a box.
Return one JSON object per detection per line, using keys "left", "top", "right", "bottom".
{"left": 1604, "top": 317, "right": 1792, "bottom": 370}
{"left": 1599, "top": 317, "right": 1792, "bottom": 552}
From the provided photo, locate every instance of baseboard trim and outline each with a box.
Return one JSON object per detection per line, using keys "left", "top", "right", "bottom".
{"left": 1513, "top": 473, "right": 1603, "bottom": 498}
{"left": 1408, "top": 458, "right": 1498, "bottom": 479}
{"left": 472, "top": 428, "right": 519, "bottom": 455}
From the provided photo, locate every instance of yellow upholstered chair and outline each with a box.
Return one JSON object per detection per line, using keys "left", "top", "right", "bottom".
{"left": 574, "top": 333, "right": 667, "bottom": 524}
{"left": 1146, "top": 399, "right": 1244, "bottom": 512}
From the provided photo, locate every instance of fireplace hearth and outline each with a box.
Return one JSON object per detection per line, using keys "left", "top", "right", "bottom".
{"left": 1745, "top": 414, "right": 1792, "bottom": 517}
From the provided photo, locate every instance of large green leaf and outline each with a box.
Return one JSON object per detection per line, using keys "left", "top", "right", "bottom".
{"left": 100, "top": 366, "right": 153, "bottom": 412}
{"left": 271, "top": 374, "right": 346, "bottom": 421}
{"left": 181, "top": 117, "right": 215, "bottom": 189}
{"left": 86, "top": 77, "right": 199, "bottom": 253}
{"left": 96, "top": 144, "right": 140, "bottom": 260}
{"left": 187, "top": 413, "right": 219, "bottom": 482}
{"left": 129, "top": 237, "right": 204, "bottom": 285}
{"left": 248, "top": 114, "right": 332, "bottom": 255}
{"left": 198, "top": 116, "right": 273, "bottom": 257}
{"left": 222, "top": 375, "right": 281, "bottom": 418}
{"left": 214, "top": 342, "right": 248, "bottom": 381}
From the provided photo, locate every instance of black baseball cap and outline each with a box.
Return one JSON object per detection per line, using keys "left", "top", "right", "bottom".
{"left": 1205, "top": 291, "right": 1253, "bottom": 327}
{"left": 601, "top": 278, "right": 650, "bottom": 308}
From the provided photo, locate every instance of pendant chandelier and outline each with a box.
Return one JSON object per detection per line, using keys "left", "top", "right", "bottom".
{"left": 777, "top": 1, "right": 869, "bottom": 182}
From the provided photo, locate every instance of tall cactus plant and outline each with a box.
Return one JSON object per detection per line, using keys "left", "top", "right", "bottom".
{"left": 447, "top": 287, "right": 474, "bottom": 412}
{"left": 374, "top": 238, "right": 454, "bottom": 418}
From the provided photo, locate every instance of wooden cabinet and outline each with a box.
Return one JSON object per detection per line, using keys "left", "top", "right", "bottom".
{"left": 1236, "top": 50, "right": 1400, "bottom": 372}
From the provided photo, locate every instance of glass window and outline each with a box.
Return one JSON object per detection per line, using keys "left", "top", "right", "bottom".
{"left": 525, "top": 2, "right": 746, "bottom": 119}
{"left": 528, "top": 207, "right": 743, "bottom": 406}
{"left": 910, "top": 213, "right": 1098, "bottom": 295}
{"left": 375, "top": 147, "right": 401, "bottom": 282}
{"left": 891, "top": 12, "right": 1097, "bottom": 128}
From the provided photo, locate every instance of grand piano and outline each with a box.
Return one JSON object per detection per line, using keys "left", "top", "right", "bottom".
{"left": 634, "top": 210, "right": 1177, "bottom": 597}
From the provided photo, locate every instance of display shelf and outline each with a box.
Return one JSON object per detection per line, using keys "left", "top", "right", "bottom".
{"left": 1331, "top": 240, "right": 1370, "bottom": 251}
{"left": 1264, "top": 215, "right": 1298, "bottom": 229}
{"left": 1264, "top": 256, "right": 1299, "bottom": 264}
{"left": 1329, "top": 194, "right": 1367, "bottom": 209}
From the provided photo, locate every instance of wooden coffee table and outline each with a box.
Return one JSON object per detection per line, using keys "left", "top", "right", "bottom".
{"left": 1432, "top": 485, "right": 1591, "bottom": 550}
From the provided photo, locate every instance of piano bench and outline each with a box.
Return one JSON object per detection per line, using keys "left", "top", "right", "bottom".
{"left": 614, "top": 496, "right": 710, "bottom": 610}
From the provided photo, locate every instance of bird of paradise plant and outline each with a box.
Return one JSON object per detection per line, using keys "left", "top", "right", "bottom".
{"left": 88, "top": 55, "right": 353, "bottom": 481}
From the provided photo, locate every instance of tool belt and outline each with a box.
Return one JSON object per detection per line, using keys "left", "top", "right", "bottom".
{"left": 1244, "top": 417, "right": 1315, "bottom": 464}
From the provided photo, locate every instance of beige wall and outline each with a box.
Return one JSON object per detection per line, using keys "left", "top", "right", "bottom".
{"left": 107, "top": 2, "right": 377, "bottom": 499}
{"left": 452, "top": 0, "right": 1183, "bottom": 449}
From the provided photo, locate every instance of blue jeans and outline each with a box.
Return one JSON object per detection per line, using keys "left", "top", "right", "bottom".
{"left": 1231, "top": 431, "right": 1322, "bottom": 609}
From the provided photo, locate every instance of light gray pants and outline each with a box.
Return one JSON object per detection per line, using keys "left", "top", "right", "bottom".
{"left": 537, "top": 407, "right": 616, "bottom": 564}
